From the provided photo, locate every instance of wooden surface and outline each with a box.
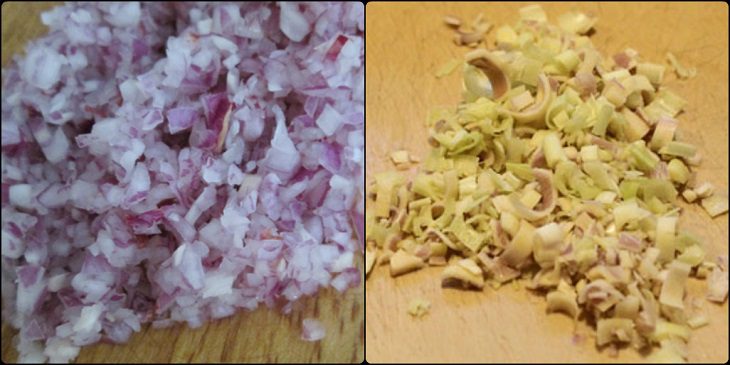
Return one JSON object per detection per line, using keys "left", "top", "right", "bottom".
{"left": 366, "top": 2, "right": 728, "bottom": 363}
{"left": 1, "top": 3, "right": 363, "bottom": 363}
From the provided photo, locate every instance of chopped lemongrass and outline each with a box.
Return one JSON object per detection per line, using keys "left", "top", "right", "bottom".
{"left": 622, "top": 108, "right": 649, "bottom": 142}
{"left": 435, "top": 58, "right": 462, "bottom": 78}
{"left": 659, "top": 141, "right": 697, "bottom": 159}
{"left": 659, "top": 260, "right": 691, "bottom": 309}
{"left": 677, "top": 245, "right": 705, "bottom": 267}
{"left": 505, "top": 162, "right": 535, "bottom": 181}
{"left": 649, "top": 116, "right": 678, "bottom": 150}
{"left": 407, "top": 298, "right": 431, "bottom": 317}
{"left": 557, "top": 11, "right": 596, "bottom": 34}
{"left": 441, "top": 258, "right": 485, "bottom": 289}
{"left": 693, "top": 182, "right": 715, "bottom": 198}
{"left": 389, "top": 249, "right": 425, "bottom": 277}
{"left": 636, "top": 63, "right": 665, "bottom": 86}
{"left": 580, "top": 145, "right": 599, "bottom": 162}
{"left": 365, "top": 250, "right": 377, "bottom": 276}
{"left": 667, "top": 159, "right": 690, "bottom": 184}
{"left": 655, "top": 216, "right": 678, "bottom": 263}
{"left": 510, "top": 90, "right": 535, "bottom": 111}
{"left": 700, "top": 194, "right": 728, "bottom": 217}
{"left": 366, "top": 6, "right": 728, "bottom": 360}
{"left": 543, "top": 132, "right": 566, "bottom": 168}
{"left": 390, "top": 150, "right": 411, "bottom": 165}
{"left": 681, "top": 189, "right": 698, "bottom": 203}
{"left": 666, "top": 52, "right": 697, "bottom": 79}
{"left": 686, "top": 314, "right": 708, "bottom": 329}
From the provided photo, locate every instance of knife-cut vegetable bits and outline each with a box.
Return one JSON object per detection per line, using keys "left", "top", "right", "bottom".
{"left": 2, "top": 2, "right": 363, "bottom": 363}
{"left": 366, "top": 5, "right": 728, "bottom": 361}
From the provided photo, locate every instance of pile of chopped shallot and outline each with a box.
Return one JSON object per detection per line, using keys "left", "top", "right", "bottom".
{"left": 366, "top": 5, "right": 727, "bottom": 362}
{"left": 2, "top": 2, "right": 363, "bottom": 363}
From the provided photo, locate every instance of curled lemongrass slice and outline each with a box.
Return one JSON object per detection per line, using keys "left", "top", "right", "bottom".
{"left": 465, "top": 49, "right": 511, "bottom": 99}
{"left": 509, "top": 74, "right": 554, "bottom": 124}
{"left": 389, "top": 249, "right": 425, "bottom": 277}
{"left": 508, "top": 168, "right": 557, "bottom": 221}
{"left": 499, "top": 219, "right": 536, "bottom": 268}
{"left": 596, "top": 318, "right": 636, "bottom": 346}
{"left": 546, "top": 280, "right": 579, "bottom": 319}
{"left": 441, "top": 258, "right": 485, "bottom": 289}
{"left": 478, "top": 253, "right": 521, "bottom": 283}
{"left": 455, "top": 22, "right": 491, "bottom": 46}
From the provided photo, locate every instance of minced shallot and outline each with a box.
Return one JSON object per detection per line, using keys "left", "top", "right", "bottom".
{"left": 1, "top": 2, "right": 363, "bottom": 363}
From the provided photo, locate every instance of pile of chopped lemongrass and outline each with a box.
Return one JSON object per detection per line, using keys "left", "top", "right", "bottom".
{"left": 366, "top": 5, "right": 728, "bottom": 362}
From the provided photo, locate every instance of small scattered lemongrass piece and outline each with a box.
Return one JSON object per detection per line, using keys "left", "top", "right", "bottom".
{"left": 659, "top": 260, "right": 691, "bottom": 309}
{"left": 707, "top": 259, "right": 729, "bottom": 303}
{"left": 443, "top": 15, "right": 461, "bottom": 27}
{"left": 441, "top": 258, "right": 485, "bottom": 289}
{"left": 389, "top": 249, "right": 425, "bottom": 277}
{"left": 390, "top": 150, "right": 410, "bottom": 165}
{"left": 666, "top": 52, "right": 697, "bottom": 79}
{"left": 435, "top": 58, "right": 462, "bottom": 78}
{"left": 686, "top": 314, "right": 708, "bottom": 329}
{"left": 557, "top": 11, "right": 597, "bottom": 35}
{"left": 700, "top": 194, "right": 728, "bottom": 218}
{"left": 693, "top": 182, "right": 715, "bottom": 198}
{"left": 407, "top": 298, "right": 431, "bottom": 317}
{"left": 365, "top": 250, "right": 377, "bottom": 276}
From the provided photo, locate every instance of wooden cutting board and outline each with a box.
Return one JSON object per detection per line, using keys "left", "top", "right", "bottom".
{"left": 366, "top": 2, "right": 728, "bottom": 363}
{"left": 0, "top": 3, "right": 363, "bottom": 363}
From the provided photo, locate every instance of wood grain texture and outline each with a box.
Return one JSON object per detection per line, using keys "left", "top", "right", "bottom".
{"left": 366, "top": 2, "right": 728, "bottom": 363}
{"left": 1, "top": 2, "right": 363, "bottom": 363}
